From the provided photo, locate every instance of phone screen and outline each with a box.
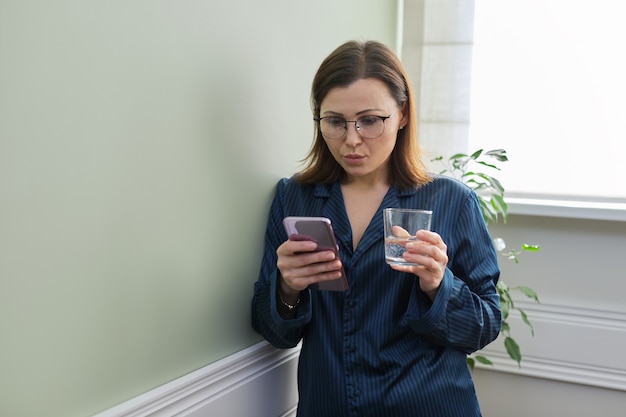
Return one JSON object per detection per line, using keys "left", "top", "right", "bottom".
{"left": 288, "top": 218, "right": 336, "bottom": 252}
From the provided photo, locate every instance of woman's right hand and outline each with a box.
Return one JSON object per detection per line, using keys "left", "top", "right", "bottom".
{"left": 276, "top": 238, "right": 343, "bottom": 296}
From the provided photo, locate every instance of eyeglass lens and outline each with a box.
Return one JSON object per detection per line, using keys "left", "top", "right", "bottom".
{"left": 320, "top": 116, "right": 386, "bottom": 139}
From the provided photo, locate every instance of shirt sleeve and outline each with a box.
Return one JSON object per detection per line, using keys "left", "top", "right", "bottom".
{"left": 251, "top": 179, "right": 312, "bottom": 349}
{"left": 404, "top": 190, "right": 502, "bottom": 354}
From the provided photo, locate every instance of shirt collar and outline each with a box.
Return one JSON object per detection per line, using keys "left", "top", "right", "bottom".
{"left": 312, "top": 181, "right": 426, "bottom": 201}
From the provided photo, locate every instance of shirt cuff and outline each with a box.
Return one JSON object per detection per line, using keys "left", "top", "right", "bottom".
{"left": 404, "top": 268, "right": 453, "bottom": 333}
{"left": 269, "top": 269, "right": 312, "bottom": 328}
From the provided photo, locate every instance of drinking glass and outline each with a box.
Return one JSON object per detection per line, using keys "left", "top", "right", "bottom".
{"left": 383, "top": 208, "right": 432, "bottom": 266}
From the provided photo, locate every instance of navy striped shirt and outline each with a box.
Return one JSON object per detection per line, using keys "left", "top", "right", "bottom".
{"left": 251, "top": 176, "right": 501, "bottom": 417}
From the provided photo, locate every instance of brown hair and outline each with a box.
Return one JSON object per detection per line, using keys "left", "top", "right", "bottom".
{"left": 295, "top": 40, "right": 431, "bottom": 189}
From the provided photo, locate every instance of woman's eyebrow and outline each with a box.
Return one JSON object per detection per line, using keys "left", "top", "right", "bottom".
{"left": 320, "top": 110, "right": 343, "bottom": 116}
{"left": 321, "top": 108, "right": 384, "bottom": 116}
{"left": 356, "top": 108, "right": 384, "bottom": 115}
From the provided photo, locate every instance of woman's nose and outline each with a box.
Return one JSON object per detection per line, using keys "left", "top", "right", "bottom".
{"left": 344, "top": 121, "right": 363, "bottom": 146}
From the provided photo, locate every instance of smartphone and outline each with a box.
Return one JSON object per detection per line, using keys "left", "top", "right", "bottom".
{"left": 282, "top": 216, "right": 348, "bottom": 291}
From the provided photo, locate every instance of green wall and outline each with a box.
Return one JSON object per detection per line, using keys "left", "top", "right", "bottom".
{"left": 0, "top": 1, "right": 398, "bottom": 416}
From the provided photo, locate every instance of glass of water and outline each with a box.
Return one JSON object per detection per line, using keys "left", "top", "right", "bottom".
{"left": 383, "top": 208, "right": 432, "bottom": 266}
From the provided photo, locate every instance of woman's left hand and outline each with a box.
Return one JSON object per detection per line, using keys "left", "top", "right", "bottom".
{"left": 389, "top": 230, "right": 448, "bottom": 301}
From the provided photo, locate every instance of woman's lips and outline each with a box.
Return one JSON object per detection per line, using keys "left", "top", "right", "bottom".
{"left": 343, "top": 154, "right": 364, "bottom": 164}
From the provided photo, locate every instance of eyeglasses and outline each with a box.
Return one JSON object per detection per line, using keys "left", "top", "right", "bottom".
{"left": 314, "top": 109, "right": 398, "bottom": 140}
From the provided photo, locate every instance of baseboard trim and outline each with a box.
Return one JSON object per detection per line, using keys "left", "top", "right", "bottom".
{"left": 93, "top": 341, "right": 301, "bottom": 417}
{"left": 279, "top": 405, "right": 298, "bottom": 417}
{"left": 476, "top": 350, "right": 626, "bottom": 391}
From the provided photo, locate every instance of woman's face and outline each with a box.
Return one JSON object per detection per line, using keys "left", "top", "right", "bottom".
{"left": 319, "top": 78, "right": 406, "bottom": 184}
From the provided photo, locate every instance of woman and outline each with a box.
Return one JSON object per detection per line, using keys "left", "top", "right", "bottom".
{"left": 251, "top": 40, "right": 501, "bottom": 417}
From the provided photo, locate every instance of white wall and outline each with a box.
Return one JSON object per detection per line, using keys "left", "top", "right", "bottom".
{"left": 473, "top": 214, "right": 626, "bottom": 417}
{"left": 474, "top": 368, "right": 626, "bottom": 417}
{"left": 0, "top": 1, "right": 398, "bottom": 416}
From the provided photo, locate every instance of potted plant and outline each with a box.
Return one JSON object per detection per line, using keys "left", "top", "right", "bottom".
{"left": 433, "top": 149, "right": 540, "bottom": 369}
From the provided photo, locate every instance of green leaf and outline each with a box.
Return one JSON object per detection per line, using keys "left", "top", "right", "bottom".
{"left": 491, "top": 194, "right": 508, "bottom": 221}
{"left": 466, "top": 357, "right": 475, "bottom": 370}
{"left": 489, "top": 196, "right": 505, "bottom": 215}
{"left": 515, "top": 286, "right": 540, "bottom": 302}
{"left": 498, "top": 291, "right": 512, "bottom": 305}
{"left": 504, "top": 336, "right": 522, "bottom": 367}
{"left": 474, "top": 355, "right": 494, "bottom": 366}
{"left": 470, "top": 149, "right": 483, "bottom": 160}
{"left": 518, "top": 308, "right": 535, "bottom": 336}
{"left": 485, "top": 149, "right": 509, "bottom": 162}
{"left": 472, "top": 184, "right": 490, "bottom": 193}
{"left": 521, "top": 244, "right": 541, "bottom": 252}
{"left": 478, "top": 199, "right": 497, "bottom": 224}
{"left": 450, "top": 154, "right": 471, "bottom": 170}
{"left": 487, "top": 175, "right": 505, "bottom": 194}
{"left": 464, "top": 176, "right": 482, "bottom": 186}
{"left": 476, "top": 160, "right": 500, "bottom": 170}
{"left": 476, "top": 173, "right": 500, "bottom": 191}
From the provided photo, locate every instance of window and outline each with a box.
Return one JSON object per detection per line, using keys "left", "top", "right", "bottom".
{"left": 469, "top": 0, "right": 626, "bottom": 201}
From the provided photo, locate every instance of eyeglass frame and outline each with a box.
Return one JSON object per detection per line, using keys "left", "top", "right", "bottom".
{"left": 313, "top": 108, "right": 399, "bottom": 140}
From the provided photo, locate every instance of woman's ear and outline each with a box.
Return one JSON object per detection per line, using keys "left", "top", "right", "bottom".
{"left": 398, "top": 101, "right": 409, "bottom": 129}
